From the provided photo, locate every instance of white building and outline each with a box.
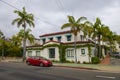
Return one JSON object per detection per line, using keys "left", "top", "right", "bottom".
{"left": 26, "top": 30, "right": 96, "bottom": 63}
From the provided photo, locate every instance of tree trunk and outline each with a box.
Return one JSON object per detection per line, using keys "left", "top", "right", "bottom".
{"left": 98, "top": 35, "right": 101, "bottom": 59}
{"left": 74, "top": 35, "right": 77, "bottom": 63}
{"left": 2, "top": 37, "right": 5, "bottom": 60}
{"left": 23, "top": 26, "right": 26, "bottom": 62}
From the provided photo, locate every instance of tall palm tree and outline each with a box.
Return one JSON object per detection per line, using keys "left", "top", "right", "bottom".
{"left": 12, "top": 7, "right": 35, "bottom": 61}
{"left": 93, "top": 18, "right": 109, "bottom": 58}
{"left": 83, "top": 21, "right": 94, "bottom": 62}
{"left": 61, "top": 15, "right": 87, "bottom": 63}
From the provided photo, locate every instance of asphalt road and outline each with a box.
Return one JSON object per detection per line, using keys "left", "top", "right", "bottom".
{"left": 0, "top": 62, "right": 119, "bottom": 80}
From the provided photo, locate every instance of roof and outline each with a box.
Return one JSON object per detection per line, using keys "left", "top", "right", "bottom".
{"left": 27, "top": 40, "right": 93, "bottom": 48}
{"left": 40, "top": 30, "right": 71, "bottom": 37}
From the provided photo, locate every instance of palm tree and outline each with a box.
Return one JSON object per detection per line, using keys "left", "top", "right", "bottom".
{"left": 12, "top": 7, "right": 35, "bottom": 61}
{"left": 104, "top": 31, "right": 118, "bottom": 54}
{"left": 61, "top": 15, "right": 87, "bottom": 63}
{"left": 93, "top": 18, "right": 109, "bottom": 58}
{"left": 83, "top": 21, "right": 94, "bottom": 39}
{"left": 83, "top": 21, "right": 94, "bottom": 62}
{"left": 18, "top": 29, "right": 35, "bottom": 44}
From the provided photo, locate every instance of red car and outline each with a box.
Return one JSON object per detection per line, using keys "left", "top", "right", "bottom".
{"left": 26, "top": 56, "right": 52, "bottom": 67}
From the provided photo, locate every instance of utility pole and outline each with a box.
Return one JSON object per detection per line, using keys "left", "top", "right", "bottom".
{"left": 2, "top": 36, "right": 5, "bottom": 60}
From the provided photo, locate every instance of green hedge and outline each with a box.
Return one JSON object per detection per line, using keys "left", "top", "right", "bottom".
{"left": 91, "top": 57, "right": 100, "bottom": 64}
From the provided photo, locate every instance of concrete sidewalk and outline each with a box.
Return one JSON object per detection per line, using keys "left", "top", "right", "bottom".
{"left": 53, "top": 63, "right": 120, "bottom": 73}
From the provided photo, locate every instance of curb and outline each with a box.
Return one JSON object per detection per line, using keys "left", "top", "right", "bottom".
{"left": 54, "top": 65, "right": 99, "bottom": 70}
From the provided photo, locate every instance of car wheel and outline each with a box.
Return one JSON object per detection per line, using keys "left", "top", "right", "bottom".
{"left": 39, "top": 63, "right": 44, "bottom": 67}
{"left": 26, "top": 61, "right": 30, "bottom": 65}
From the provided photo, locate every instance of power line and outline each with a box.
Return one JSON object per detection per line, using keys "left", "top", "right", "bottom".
{"left": 0, "top": 0, "right": 19, "bottom": 10}
{"left": 54, "top": 0, "right": 73, "bottom": 16}
{"left": 58, "top": 0, "right": 67, "bottom": 15}
{"left": 55, "top": 0, "right": 67, "bottom": 16}
{"left": 0, "top": 0, "right": 59, "bottom": 27}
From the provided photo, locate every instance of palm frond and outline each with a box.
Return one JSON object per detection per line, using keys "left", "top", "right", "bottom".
{"left": 68, "top": 15, "right": 75, "bottom": 23}
{"left": 76, "top": 16, "right": 87, "bottom": 23}
{"left": 61, "top": 23, "right": 71, "bottom": 29}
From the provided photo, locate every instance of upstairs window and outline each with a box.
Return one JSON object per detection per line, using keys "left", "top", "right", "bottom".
{"left": 80, "top": 35, "right": 84, "bottom": 41}
{"left": 49, "top": 37, "right": 53, "bottom": 41}
{"left": 57, "top": 36, "right": 61, "bottom": 42}
{"left": 42, "top": 38, "right": 46, "bottom": 44}
{"left": 66, "top": 35, "right": 71, "bottom": 41}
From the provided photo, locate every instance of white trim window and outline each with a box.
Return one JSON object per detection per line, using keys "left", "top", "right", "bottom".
{"left": 66, "top": 49, "right": 74, "bottom": 58}
{"left": 28, "top": 51, "right": 32, "bottom": 57}
{"left": 81, "top": 49, "right": 85, "bottom": 55}
{"left": 36, "top": 51, "right": 40, "bottom": 56}
{"left": 80, "top": 35, "right": 84, "bottom": 41}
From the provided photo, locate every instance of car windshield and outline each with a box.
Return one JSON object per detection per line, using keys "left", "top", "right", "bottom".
{"left": 37, "top": 56, "right": 48, "bottom": 60}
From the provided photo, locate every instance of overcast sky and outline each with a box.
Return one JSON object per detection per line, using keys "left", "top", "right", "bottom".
{"left": 0, "top": 0, "right": 120, "bottom": 38}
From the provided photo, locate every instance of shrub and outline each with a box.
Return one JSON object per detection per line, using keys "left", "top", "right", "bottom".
{"left": 77, "top": 61, "right": 81, "bottom": 64}
{"left": 91, "top": 57, "right": 100, "bottom": 64}
{"left": 83, "top": 61, "right": 91, "bottom": 64}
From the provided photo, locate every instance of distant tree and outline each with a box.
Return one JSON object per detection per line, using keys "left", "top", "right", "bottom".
{"left": 61, "top": 15, "right": 87, "bottom": 63}
{"left": 12, "top": 7, "right": 35, "bottom": 61}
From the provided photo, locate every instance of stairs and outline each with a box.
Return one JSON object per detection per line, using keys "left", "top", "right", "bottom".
{"left": 100, "top": 54, "right": 110, "bottom": 65}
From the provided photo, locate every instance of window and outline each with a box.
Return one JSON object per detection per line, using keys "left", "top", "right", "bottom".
{"left": 66, "top": 49, "right": 74, "bottom": 57}
{"left": 28, "top": 51, "right": 32, "bottom": 57}
{"left": 49, "top": 37, "right": 53, "bottom": 41}
{"left": 36, "top": 51, "right": 40, "bottom": 56}
{"left": 81, "top": 49, "right": 85, "bottom": 54}
{"left": 42, "top": 38, "right": 46, "bottom": 44}
{"left": 49, "top": 48, "right": 55, "bottom": 58}
{"left": 66, "top": 35, "right": 71, "bottom": 41}
{"left": 80, "top": 35, "right": 84, "bottom": 41}
{"left": 57, "top": 36, "right": 61, "bottom": 42}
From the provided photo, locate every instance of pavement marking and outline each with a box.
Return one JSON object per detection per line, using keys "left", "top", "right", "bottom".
{"left": 96, "top": 75, "right": 116, "bottom": 79}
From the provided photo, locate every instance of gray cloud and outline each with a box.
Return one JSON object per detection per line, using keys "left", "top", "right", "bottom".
{"left": 0, "top": 0, "right": 120, "bottom": 38}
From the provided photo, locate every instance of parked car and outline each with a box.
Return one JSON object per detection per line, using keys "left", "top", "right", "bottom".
{"left": 110, "top": 52, "right": 120, "bottom": 59}
{"left": 26, "top": 56, "right": 53, "bottom": 67}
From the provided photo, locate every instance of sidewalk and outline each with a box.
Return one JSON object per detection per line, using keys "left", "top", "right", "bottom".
{"left": 53, "top": 62, "right": 120, "bottom": 73}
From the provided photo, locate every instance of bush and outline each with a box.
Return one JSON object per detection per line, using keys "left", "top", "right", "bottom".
{"left": 91, "top": 57, "right": 100, "bottom": 64}
{"left": 83, "top": 61, "right": 91, "bottom": 64}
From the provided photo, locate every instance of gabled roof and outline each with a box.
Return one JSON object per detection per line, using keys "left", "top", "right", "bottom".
{"left": 40, "top": 30, "right": 71, "bottom": 37}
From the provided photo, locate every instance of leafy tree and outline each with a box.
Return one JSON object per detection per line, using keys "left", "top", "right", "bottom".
{"left": 12, "top": 7, "right": 35, "bottom": 61}
{"left": 61, "top": 15, "right": 87, "bottom": 63}
{"left": 11, "top": 34, "right": 22, "bottom": 47}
